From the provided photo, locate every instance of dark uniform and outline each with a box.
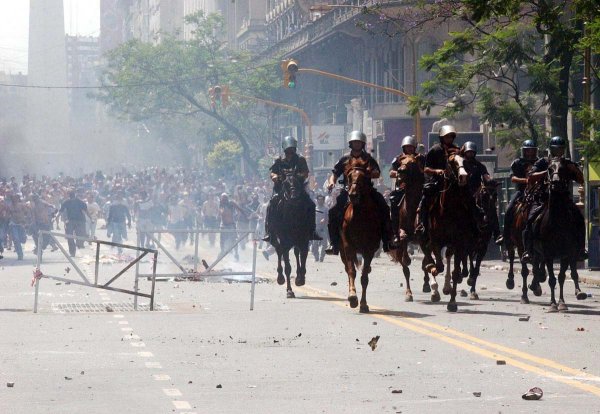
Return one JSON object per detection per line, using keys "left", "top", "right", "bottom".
{"left": 416, "top": 142, "right": 460, "bottom": 237}
{"left": 327, "top": 150, "right": 393, "bottom": 251}
{"left": 264, "top": 153, "right": 318, "bottom": 240}
{"left": 389, "top": 153, "right": 425, "bottom": 239}
{"left": 522, "top": 156, "right": 585, "bottom": 258}
{"left": 500, "top": 157, "right": 537, "bottom": 243}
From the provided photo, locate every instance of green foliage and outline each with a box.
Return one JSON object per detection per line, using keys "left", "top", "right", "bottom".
{"left": 96, "top": 11, "right": 279, "bottom": 175}
{"left": 206, "top": 140, "right": 242, "bottom": 174}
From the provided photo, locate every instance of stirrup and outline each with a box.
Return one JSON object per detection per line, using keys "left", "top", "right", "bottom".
{"left": 522, "top": 252, "right": 532, "bottom": 263}
{"left": 325, "top": 245, "right": 339, "bottom": 255}
{"left": 495, "top": 235, "right": 504, "bottom": 246}
{"left": 311, "top": 232, "right": 323, "bottom": 241}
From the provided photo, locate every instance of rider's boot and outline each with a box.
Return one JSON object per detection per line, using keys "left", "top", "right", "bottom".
{"left": 311, "top": 231, "right": 323, "bottom": 241}
{"left": 521, "top": 226, "right": 533, "bottom": 264}
{"left": 390, "top": 199, "right": 401, "bottom": 243}
{"left": 325, "top": 210, "right": 340, "bottom": 255}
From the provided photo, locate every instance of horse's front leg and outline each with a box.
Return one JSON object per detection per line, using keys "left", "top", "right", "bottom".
{"left": 402, "top": 261, "right": 413, "bottom": 302}
{"left": 506, "top": 246, "right": 516, "bottom": 290}
{"left": 283, "top": 250, "right": 294, "bottom": 298}
{"left": 276, "top": 249, "right": 285, "bottom": 285}
{"left": 359, "top": 254, "right": 374, "bottom": 313}
{"left": 469, "top": 254, "right": 481, "bottom": 300}
{"left": 295, "top": 243, "right": 308, "bottom": 286}
{"left": 546, "top": 259, "right": 558, "bottom": 312}
{"left": 442, "top": 250, "right": 452, "bottom": 295}
{"left": 342, "top": 247, "right": 358, "bottom": 309}
{"left": 447, "top": 254, "right": 462, "bottom": 312}
{"left": 557, "top": 258, "right": 569, "bottom": 312}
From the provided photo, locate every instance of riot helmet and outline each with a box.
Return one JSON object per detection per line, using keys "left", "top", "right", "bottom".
{"left": 438, "top": 125, "right": 457, "bottom": 140}
{"left": 549, "top": 136, "right": 566, "bottom": 157}
{"left": 401, "top": 136, "right": 417, "bottom": 153}
{"left": 282, "top": 136, "right": 298, "bottom": 151}
{"left": 521, "top": 139, "right": 538, "bottom": 160}
{"left": 348, "top": 130, "right": 367, "bottom": 149}
{"left": 463, "top": 141, "right": 477, "bottom": 154}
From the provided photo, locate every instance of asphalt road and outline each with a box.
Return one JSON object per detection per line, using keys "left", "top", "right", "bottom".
{"left": 0, "top": 231, "right": 599, "bottom": 413}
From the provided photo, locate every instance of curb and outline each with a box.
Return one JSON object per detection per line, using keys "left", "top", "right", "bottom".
{"left": 580, "top": 276, "right": 600, "bottom": 287}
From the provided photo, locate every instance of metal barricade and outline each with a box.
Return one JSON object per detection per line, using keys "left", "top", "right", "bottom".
{"left": 33, "top": 231, "right": 158, "bottom": 313}
{"left": 135, "top": 228, "right": 258, "bottom": 310}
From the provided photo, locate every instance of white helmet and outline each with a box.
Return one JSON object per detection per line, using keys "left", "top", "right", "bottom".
{"left": 348, "top": 130, "right": 367, "bottom": 147}
{"left": 438, "top": 125, "right": 457, "bottom": 138}
{"left": 401, "top": 136, "right": 417, "bottom": 149}
{"left": 282, "top": 136, "right": 297, "bottom": 151}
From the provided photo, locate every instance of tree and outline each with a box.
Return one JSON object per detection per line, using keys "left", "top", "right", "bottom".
{"left": 358, "top": 0, "right": 597, "bottom": 152}
{"left": 96, "top": 11, "right": 278, "bottom": 175}
{"left": 206, "top": 139, "right": 242, "bottom": 175}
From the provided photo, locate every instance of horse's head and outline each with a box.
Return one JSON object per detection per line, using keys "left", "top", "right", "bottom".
{"left": 397, "top": 154, "right": 424, "bottom": 183}
{"left": 345, "top": 159, "right": 371, "bottom": 205}
{"left": 477, "top": 180, "right": 500, "bottom": 211}
{"left": 547, "top": 157, "right": 569, "bottom": 193}
{"left": 281, "top": 169, "right": 304, "bottom": 201}
{"left": 448, "top": 154, "right": 469, "bottom": 187}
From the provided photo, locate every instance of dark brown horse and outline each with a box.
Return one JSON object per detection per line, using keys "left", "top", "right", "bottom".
{"left": 389, "top": 154, "right": 424, "bottom": 301}
{"left": 421, "top": 154, "right": 476, "bottom": 312}
{"left": 465, "top": 180, "right": 500, "bottom": 300}
{"left": 531, "top": 158, "right": 586, "bottom": 311}
{"left": 340, "top": 157, "right": 382, "bottom": 313}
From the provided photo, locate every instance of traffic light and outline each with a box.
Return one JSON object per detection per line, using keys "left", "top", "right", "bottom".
{"left": 281, "top": 59, "right": 298, "bottom": 88}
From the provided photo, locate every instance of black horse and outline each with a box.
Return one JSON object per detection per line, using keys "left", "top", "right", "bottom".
{"left": 466, "top": 180, "right": 500, "bottom": 300}
{"left": 270, "top": 170, "right": 312, "bottom": 298}
{"left": 531, "top": 158, "right": 586, "bottom": 312}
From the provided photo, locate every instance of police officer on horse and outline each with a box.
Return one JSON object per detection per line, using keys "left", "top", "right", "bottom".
{"left": 415, "top": 125, "right": 462, "bottom": 239}
{"left": 324, "top": 130, "right": 399, "bottom": 255}
{"left": 495, "top": 139, "right": 538, "bottom": 247}
{"left": 262, "top": 136, "right": 322, "bottom": 244}
{"left": 389, "top": 135, "right": 425, "bottom": 242}
{"left": 522, "top": 136, "right": 587, "bottom": 263}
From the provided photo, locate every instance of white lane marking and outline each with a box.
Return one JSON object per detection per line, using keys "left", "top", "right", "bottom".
{"left": 120, "top": 327, "right": 133, "bottom": 332}
{"left": 173, "top": 401, "right": 192, "bottom": 410}
{"left": 145, "top": 361, "right": 162, "bottom": 369}
{"left": 123, "top": 334, "right": 141, "bottom": 340}
{"left": 130, "top": 342, "right": 146, "bottom": 347}
{"left": 163, "top": 388, "right": 183, "bottom": 397}
{"left": 138, "top": 352, "right": 154, "bottom": 358}
{"left": 113, "top": 315, "right": 124, "bottom": 319}
{"left": 118, "top": 321, "right": 129, "bottom": 325}
{"left": 153, "top": 374, "right": 171, "bottom": 381}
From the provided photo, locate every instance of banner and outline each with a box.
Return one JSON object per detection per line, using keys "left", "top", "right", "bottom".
{"left": 309, "top": 125, "right": 346, "bottom": 150}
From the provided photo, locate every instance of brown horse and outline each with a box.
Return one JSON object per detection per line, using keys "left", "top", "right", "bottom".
{"left": 504, "top": 193, "right": 545, "bottom": 304}
{"left": 340, "top": 157, "right": 382, "bottom": 313}
{"left": 389, "top": 154, "right": 424, "bottom": 302}
{"left": 420, "top": 154, "right": 476, "bottom": 312}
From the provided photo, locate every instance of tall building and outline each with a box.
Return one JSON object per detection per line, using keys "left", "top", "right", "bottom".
{"left": 24, "top": 0, "right": 72, "bottom": 174}
{"left": 100, "top": 0, "right": 133, "bottom": 53}
{"left": 129, "top": 0, "right": 184, "bottom": 44}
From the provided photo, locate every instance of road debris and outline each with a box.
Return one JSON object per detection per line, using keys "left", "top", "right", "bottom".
{"left": 368, "top": 336, "right": 380, "bottom": 351}
{"left": 576, "top": 327, "right": 585, "bottom": 331}
{"left": 496, "top": 360, "right": 506, "bottom": 365}
{"left": 391, "top": 389, "right": 403, "bottom": 394}
{"left": 460, "top": 289, "right": 468, "bottom": 297}
{"left": 522, "top": 387, "right": 543, "bottom": 400}
{"left": 331, "top": 282, "right": 338, "bottom": 286}
{"left": 216, "top": 384, "right": 222, "bottom": 389}
{"left": 473, "top": 392, "right": 481, "bottom": 397}
{"left": 6, "top": 382, "right": 14, "bottom": 388}
{"left": 518, "top": 316, "right": 530, "bottom": 322}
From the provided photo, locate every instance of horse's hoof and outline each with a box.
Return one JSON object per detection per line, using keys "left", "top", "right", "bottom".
{"left": 548, "top": 303, "right": 559, "bottom": 313}
{"left": 348, "top": 296, "right": 359, "bottom": 308}
{"left": 277, "top": 275, "right": 285, "bottom": 285}
{"left": 422, "top": 283, "right": 431, "bottom": 293}
{"left": 447, "top": 302, "right": 458, "bottom": 312}
{"left": 442, "top": 286, "right": 451, "bottom": 296}
{"left": 431, "top": 292, "right": 441, "bottom": 303}
{"left": 529, "top": 284, "right": 542, "bottom": 297}
{"left": 287, "top": 291, "right": 295, "bottom": 299}
{"left": 520, "top": 296, "right": 530, "bottom": 305}
{"left": 359, "top": 305, "right": 370, "bottom": 313}
{"left": 405, "top": 294, "right": 413, "bottom": 302}
{"left": 470, "top": 292, "right": 479, "bottom": 300}
{"left": 506, "top": 278, "right": 515, "bottom": 290}
{"left": 558, "top": 302, "right": 568, "bottom": 312}
{"left": 295, "top": 276, "right": 305, "bottom": 287}
{"left": 576, "top": 291, "right": 588, "bottom": 301}
{"left": 466, "top": 277, "right": 474, "bottom": 287}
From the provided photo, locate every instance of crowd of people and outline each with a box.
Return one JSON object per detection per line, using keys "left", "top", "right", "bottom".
{"left": 0, "top": 167, "right": 340, "bottom": 262}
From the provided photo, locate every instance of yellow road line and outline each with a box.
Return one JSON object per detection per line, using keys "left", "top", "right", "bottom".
{"left": 294, "top": 284, "right": 600, "bottom": 397}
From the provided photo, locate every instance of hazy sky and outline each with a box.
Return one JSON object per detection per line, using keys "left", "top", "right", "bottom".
{"left": 0, "top": 0, "right": 100, "bottom": 74}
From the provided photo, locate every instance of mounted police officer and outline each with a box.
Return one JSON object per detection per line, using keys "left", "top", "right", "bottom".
{"left": 462, "top": 141, "right": 500, "bottom": 240}
{"left": 415, "top": 125, "right": 461, "bottom": 239}
{"left": 324, "top": 130, "right": 399, "bottom": 255}
{"left": 522, "top": 136, "right": 587, "bottom": 262}
{"left": 262, "top": 136, "right": 322, "bottom": 243}
{"left": 389, "top": 135, "right": 425, "bottom": 242}
{"left": 495, "top": 140, "right": 538, "bottom": 247}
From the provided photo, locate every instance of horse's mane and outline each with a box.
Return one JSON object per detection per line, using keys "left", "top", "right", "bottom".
{"left": 344, "top": 157, "right": 369, "bottom": 177}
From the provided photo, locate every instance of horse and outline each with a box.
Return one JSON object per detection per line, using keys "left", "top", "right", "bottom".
{"left": 531, "top": 158, "right": 586, "bottom": 312}
{"left": 389, "top": 154, "right": 424, "bottom": 302}
{"left": 270, "top": 169, "right": 312, "bottom": 299}
{"left": 339, "top": 157, "right": 382, "bottom": 313}
{"left": 504, "top": 188, "right": 546, "bottom": 304}
{"left": 420, "top": 154, "right": 477, "bottom": 312}
{"left": 465, "top": 180, "right": 500, "bottom": 300}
